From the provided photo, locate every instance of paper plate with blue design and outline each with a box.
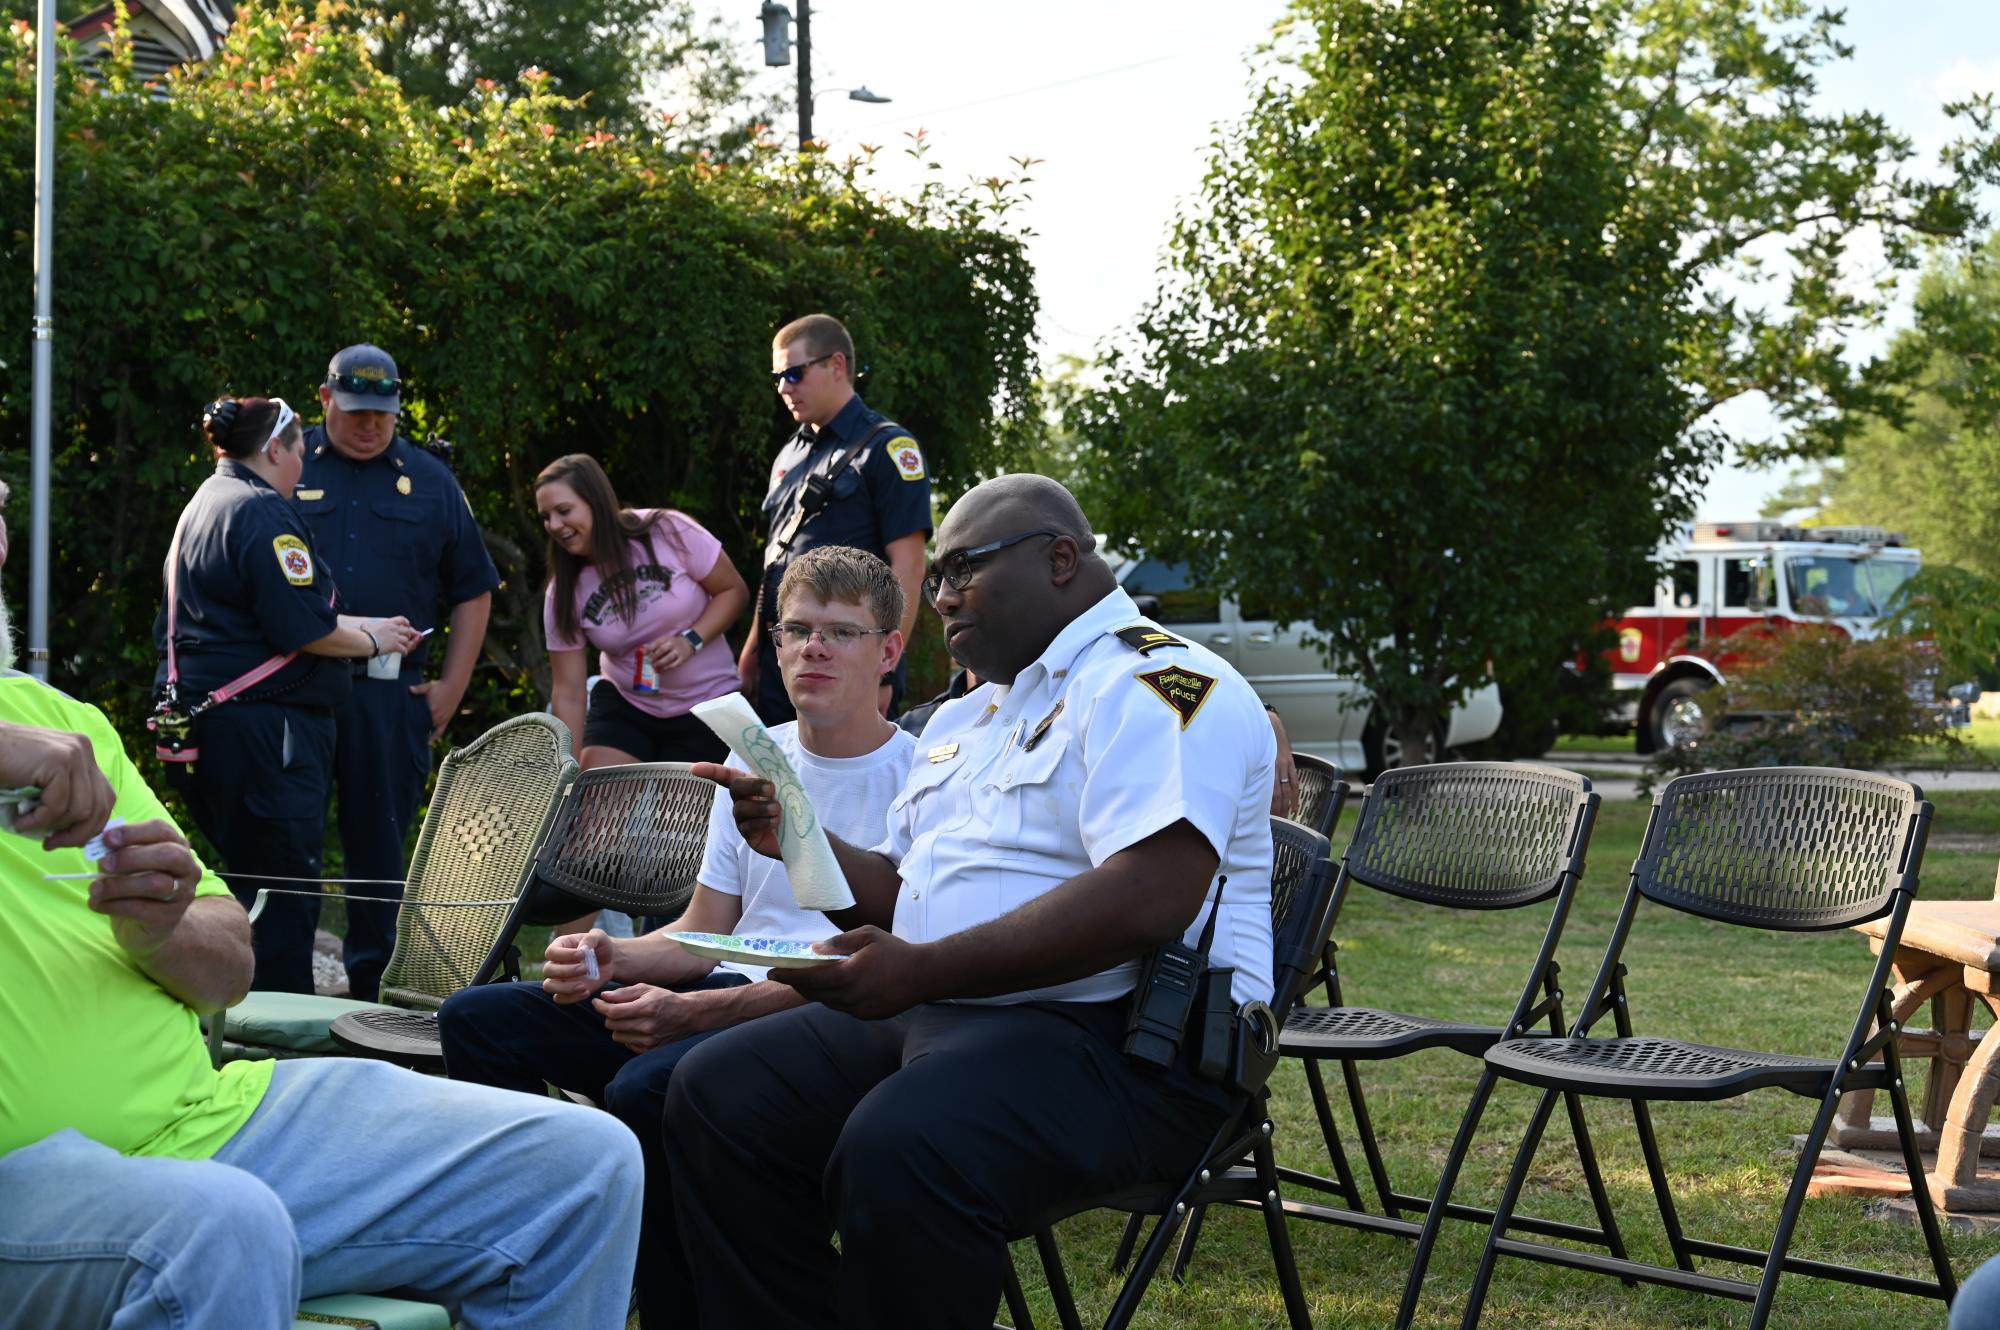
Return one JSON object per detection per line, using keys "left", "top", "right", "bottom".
{"left": 671, "top": 931, "right": 848, "bottom": 969}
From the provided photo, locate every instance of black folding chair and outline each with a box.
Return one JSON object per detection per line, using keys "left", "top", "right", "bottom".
{"left": 1443, "top": 767, "right": 1957, "bottom": 1330}
{"left": 1288, "top": 752, "right": 1347, "bottom": 839}
{"left": 328, "top": 761, "right": 717, "bottom": 1067}
{"left": 997, "top": 817, "right": 1335, "bottom": 1330}
{"left": 1221, "top": 763, "right": 1625, "bottom": 1326}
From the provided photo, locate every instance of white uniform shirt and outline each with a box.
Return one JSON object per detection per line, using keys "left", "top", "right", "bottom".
{"left": 876, "top": 586, "right": 1276, "bottom": 1006}
{"left": 699, "top": 722, "right": 916, "bottom": 980}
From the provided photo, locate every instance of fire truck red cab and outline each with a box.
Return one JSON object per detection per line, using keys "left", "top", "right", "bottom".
{"left": 1611, "top": 521, "right": 1922, "bottom": 753}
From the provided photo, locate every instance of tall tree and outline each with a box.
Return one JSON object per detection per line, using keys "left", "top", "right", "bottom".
{"left": 366, "top": 0, "right": 772, "bottom": 140}
{"left": 1073, "top": 0, "right": 2000, "bottom": 760}
{"left": 1764, "top": 232, "right": 2000, "bottom": 578}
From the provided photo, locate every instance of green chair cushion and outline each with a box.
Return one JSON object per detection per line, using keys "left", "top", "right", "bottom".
{"left": 224, "top": 992, "right": 390, "bottom": 1054}
{"left": 294, "top": 1293, "right": 453, "bottom": 1329}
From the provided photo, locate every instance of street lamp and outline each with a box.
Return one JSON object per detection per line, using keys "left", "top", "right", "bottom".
{"left": 758, "top": 2, "right": 891, "bottom": 147}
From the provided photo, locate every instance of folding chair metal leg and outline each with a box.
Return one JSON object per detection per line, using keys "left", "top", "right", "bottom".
{"left": 1341, "top": 1056, "right": 1402, "bottom": 1217}
{"left": 1253, "top": 1126, "right": 1315, "bottom": 1330}
{"left": 1108, "top": 1213, "right": 1143, "bottom": 1274}
{"left": 1559, "top": 1090, "right": 1634, "bottom": 1277}
{"left": 1301, "top": 1054, "right": 1367, "bottom": 1208}
{"left": 1033, "top": 1228, "right": 1086, "bottom": 1330}
{"left": 1627, "top": 1097, "right": 1695, "bottom": 1271}
{"left": 1397, "top": 1067, "right": 1499, "bottom": 1330}
{"left": 1460, "top": 1088, "right": 1564, "bottom": 1330}
{"left": 1884, "top": 1028, "right": 1960, "bottom": 1302}
{"left": 999, "top": 1258, "right": 1037, "bottom": 1330}
{"left": 1102, "top": 1204, "right": 1191, "bottom": 1330}
{"left": 1746, "top": 1081, "right": 1851, "bottom": 1329}
{"left": 1169, "top": 1202, "right": 1207, "bottom": 1282}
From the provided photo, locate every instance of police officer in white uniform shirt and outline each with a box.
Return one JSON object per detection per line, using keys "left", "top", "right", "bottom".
{"left": 666, "top": 474, "right": 1276, "bottom": 1330}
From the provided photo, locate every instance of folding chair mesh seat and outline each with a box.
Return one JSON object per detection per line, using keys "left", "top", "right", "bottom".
{"left": 997, "top": 817, "right": 1337, "bottom": 1330}
{"left": 207, "top": 714, "right": 576, "bottom": 1066}
{"left": 327, "top": 761, "right": 720, "bottom": 1067}
{"left": 1442, "top": 767, "right": 1957, "bottom": 1330}
{"left": 1288, "top": 752, "right": 1346, "bottom": 839}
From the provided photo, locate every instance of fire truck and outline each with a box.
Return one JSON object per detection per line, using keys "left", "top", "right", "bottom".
{"left": 1611, "top": 520, "right": 1925, "bottom": 753}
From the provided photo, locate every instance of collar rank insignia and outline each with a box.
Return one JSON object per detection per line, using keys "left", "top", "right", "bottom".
{"left": 1023, "top": 699, "right": 1064, "bottom": 751}
{"left": 928, "top": 742, "right": 960, "bottom": 764}
{"left": 1135, "top": 663, "right": 1217, "bottom": 730}
{"left": 1115, "top": 625, "right": 1184, "bottom": 655}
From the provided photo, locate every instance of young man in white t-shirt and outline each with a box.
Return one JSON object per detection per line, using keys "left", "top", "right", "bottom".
{"left": 438, "top": 545, "right": 916, "bottom": 1330}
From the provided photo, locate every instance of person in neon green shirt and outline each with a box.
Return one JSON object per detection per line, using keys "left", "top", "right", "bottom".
{"left": 0, "top": 487, "right": 643, "bottom": 1329}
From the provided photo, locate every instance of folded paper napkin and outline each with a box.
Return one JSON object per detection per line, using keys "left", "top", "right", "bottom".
{"left": 692, "top": 694, "right": 857, "bottom": 912}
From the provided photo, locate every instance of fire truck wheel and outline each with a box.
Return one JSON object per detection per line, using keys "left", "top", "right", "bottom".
{"left": 1647, "top": 676, "right": 1714, "bottom": 751}
{"left": 1363, "top": 712, "right": 1450, "bottom": 779}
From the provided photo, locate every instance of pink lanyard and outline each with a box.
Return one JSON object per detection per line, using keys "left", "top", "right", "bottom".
{"left": 163, "top": 505, "right": 331, "bottom": 711}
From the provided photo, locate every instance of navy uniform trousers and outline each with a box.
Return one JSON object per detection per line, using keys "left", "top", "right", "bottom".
{"left": 436, "top": 973, "right": 751, "bottom": 1330}
{"left": 660, "top": 998, "right": 1235, "bottom": 1330}
{"left": 335, "top": 674, "right": 433, "bottom": 1000}
{"left": 167, "top": 701, "right": 336, "bottom": 995}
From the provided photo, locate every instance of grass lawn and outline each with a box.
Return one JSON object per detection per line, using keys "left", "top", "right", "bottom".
{"left": 997, "top": 788, "right": 2000, "bottom": 1329}
{"left": 1554, "top": 716, "right": 2000, "bottom": 769}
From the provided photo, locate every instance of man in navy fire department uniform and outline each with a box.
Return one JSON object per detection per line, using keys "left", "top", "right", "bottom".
{"left": 296, "top": 344, "right": 501, "bottom": 1001}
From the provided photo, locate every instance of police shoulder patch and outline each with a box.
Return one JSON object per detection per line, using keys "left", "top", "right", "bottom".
{"left": 273, "top": 534, "right": 314, "bottom": 586}
{"left": 1115, "top": 625, "right": 1185, "bottom": 655}
{"left": 1135, "top": 663, "right": 1216, "bottom": 730}
{"left": 890, "top": 439, "right": 926, "bottom": 482}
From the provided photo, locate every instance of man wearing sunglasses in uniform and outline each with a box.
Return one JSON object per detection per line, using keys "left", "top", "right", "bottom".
{"left": 742, "top": 314, "right": 931, "bottom": 726}
{"left": 295, "top": 344, "right": 501, "bottom": 1001}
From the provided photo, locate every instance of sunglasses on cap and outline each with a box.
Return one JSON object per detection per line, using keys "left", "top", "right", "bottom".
{"left": 769, "top": 353, "right": 834, "bottom": 387}
{"left": 328, "top": 372, "right": 403, "bottom": 398}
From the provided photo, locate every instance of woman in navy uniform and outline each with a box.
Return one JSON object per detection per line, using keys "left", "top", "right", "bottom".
{"left": 154, "top": 396, "right": 420, "bottom": 994}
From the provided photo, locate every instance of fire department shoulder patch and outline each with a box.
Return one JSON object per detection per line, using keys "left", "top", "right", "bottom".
{"left": 891, "top": 440, "right": 926, "bottom": 482}
{"left": 273, "top": 534, "right": 314, "bottom": 586}
{"left": 1135, "top": 663, "right": 1217, "bottom": 730}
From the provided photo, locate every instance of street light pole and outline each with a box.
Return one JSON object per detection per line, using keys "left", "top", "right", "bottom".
{"left": 28, "top": 0, "right": 56, "bottom": 681}
{"left": 794, "top": 0, "right": 812, "bottom": 147}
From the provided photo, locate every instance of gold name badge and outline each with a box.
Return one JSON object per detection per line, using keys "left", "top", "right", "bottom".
{"left": 296, "top": 488, "right": 324, "bottom": 501}
{"left": 928, "top": 742, "right": 960, "bottom": 764}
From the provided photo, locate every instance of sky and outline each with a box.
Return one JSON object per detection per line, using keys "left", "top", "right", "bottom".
{"left": 707, "top": 2, "right": 2000, "bottom": 521}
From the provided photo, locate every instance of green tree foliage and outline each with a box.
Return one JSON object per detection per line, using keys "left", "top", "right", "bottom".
{"left": 1644, "top": 625, "right": 1966, "bottom": 787}
{"left": 0, "top": 3, "right": 1038, "bottom": 741}
{"left": 1071, "top": 0, "right": 2000, "bottom": 760}
{"left": 365, "top": 0, "right": 772, "bottom": 142}
{"left": 1766, "top": 232, "right": 2000, "bottom": 578}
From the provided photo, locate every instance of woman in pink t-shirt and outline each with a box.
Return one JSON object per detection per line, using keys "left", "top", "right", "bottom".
{"left": 536, "top": 455, "right": 748, "bottom": 769}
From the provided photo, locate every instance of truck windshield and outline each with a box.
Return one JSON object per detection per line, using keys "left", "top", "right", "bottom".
{"left": 1785, "top": 556, "right": 1919, "bottom": 617}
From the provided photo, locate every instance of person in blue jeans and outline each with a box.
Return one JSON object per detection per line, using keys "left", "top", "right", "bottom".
{"left": 0, "top": 648, "right": 642, "bottom": 1330}
{"left": 1955, "top": 1254, "right": 2000, "bottom": 1328}
{"left": 440, "top": 546, "right": 918, "bottom": 1330}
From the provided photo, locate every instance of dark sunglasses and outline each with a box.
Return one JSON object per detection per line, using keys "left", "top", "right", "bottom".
{"left": 770, "top": 353, "right": 834, "bottom": 387}
{"left": 328, "top": 372, "right": 402, "bottom": 398}
{"left": 922, "top": 529, "right": 1063, "bottom": 606}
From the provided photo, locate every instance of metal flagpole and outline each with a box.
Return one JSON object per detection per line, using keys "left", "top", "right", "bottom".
{"left": 27, "top": 0, "right": 56, "bottom": 681}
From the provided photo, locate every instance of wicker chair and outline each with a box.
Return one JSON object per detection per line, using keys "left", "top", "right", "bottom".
{"left": 206, "top": 714, "right": 576, "bottom": 1067}
{"left": 326, "top": 761, "right": 718, "bottom": 1067}
{"left": 999, "top": 817, "right": 1336, "bottom": 1330}
{"left": 1442, "top": 767, "right": 1957, "bottom": 1330}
